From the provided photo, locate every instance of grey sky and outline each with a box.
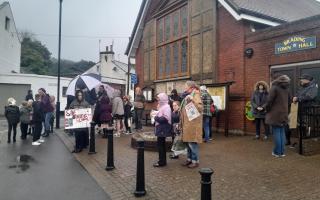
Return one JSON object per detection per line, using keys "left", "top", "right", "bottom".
{"left": 6, "top": 0, "right": 141, "bottom": 63}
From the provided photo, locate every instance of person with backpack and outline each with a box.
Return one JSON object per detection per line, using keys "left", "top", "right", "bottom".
{"left": 38, "top": 88, "right": 54, "bottom": 137}
{"left": 5, "top": 98, "right": 20, "bottom": 143}
{"left": 19, "top": 101, "right": 32, "bottom": 140}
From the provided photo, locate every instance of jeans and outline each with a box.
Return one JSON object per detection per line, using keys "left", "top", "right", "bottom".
{"left": 33, "top": 122, "right": 42, "bottom": 142}
{"left": 8, "top": 123, "right": 17, "bottom": 142}
{"left": 157, "top": 137, "right": 166, "bottom": 166}
{"left": 255, "top": 118, "right": 270, "bottom": 137}
{"left": 45, "top": 112, "right": 53, "bottom": 132}
{"left": 20, "top": 123, "right": 29, "bottom": 139}
{"left": 203, "top": 116, "right": 211, "bottom": 141}
{"left": 209, "top": 116, "right": 213, "bottom": 138}
{"left": 187, "top": 142, "right": 199, "bottom": 163}
{"left": 272, "top": 126, "right": 286, "bottom": 155}
{"left": 135, "top": 109, "right": 143, "bottom": 130}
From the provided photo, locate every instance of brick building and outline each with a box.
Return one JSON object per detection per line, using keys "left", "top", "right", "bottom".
{"left": 126, "top": 0, "right": 320, "bottom": 134}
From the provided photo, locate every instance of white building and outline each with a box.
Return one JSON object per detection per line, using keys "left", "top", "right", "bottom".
{"left": 85, "top": 45, "right": 136, "bottom": 99}
{"left": 0, "top": 2, "right": 71, "bottom": 114}
{"left": 0, "top": 1, "right": 20, "bottom": 74}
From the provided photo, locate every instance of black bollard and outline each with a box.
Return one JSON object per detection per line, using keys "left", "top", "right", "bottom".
{"left": 105, "top": 128, "right": 115, "bottom": 171}
{"left": 134, "top": 139, "right": 146, "bottom": 197}
{"left": 88, "top": 122, "right": 96, "bottom": 154}
{"left": 199, "top": 168, "right": 214, "bottom": 200}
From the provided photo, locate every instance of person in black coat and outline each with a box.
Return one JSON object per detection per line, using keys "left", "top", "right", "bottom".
{"left": 169, "top": 89, "right": 182, "bottom": 111}
{"left": 25, "top": 90, "right": 34, "bottom": 101}
{"left": 31, "top": 94, "right": 45, "bottom": 146}
{"left": 123, "top": 96, "right": 133, "bottom": 134}
{"left": 4, "top": 98, "right": 20, "bottom": 143}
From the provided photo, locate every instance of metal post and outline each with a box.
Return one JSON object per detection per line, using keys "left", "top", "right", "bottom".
{"left": 105, "top": 128, "right": 115, "bottom": 171}
{"left": 134, "top": 139, "right": 146, "bottom": 197}
{"left": 127, "top": 57, "right": 131, "bottom": 95}
{"left": 199, "top": 168, "right": 214, "bottom": 200}
{"left": 56, "top": 0, "right": 63, "bottom": 129}
{"left": 88, "top": 122, "right": 96, "bottom": 154}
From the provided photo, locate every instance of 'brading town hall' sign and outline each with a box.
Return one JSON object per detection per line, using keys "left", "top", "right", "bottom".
{"left": 275, "top": 36, "right": 316, "bottom": 54}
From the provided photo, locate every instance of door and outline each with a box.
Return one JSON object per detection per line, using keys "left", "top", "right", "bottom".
{"left": 0, "top": 84, "right": 31, "bottom": 114}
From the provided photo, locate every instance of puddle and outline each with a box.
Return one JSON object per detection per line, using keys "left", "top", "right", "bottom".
{"left": 8, "top": 154, "right": 35, "bottom": 173}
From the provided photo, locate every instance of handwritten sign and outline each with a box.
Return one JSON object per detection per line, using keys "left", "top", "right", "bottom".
{"left": 64, "top": 108, "right": 92, "bottom": 129}
{"left": 185, "top": 102, "right": 201, "bottom": 121}
{"left": 275, "top": 36, "right": 316, "bottom": 54}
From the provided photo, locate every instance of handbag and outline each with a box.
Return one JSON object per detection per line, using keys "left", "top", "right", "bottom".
{"left": 210, "top": 104, "right": 215, "bottom": 113}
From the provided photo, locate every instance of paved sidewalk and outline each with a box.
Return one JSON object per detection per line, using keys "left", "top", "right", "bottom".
{"left": 57, "top": 129, "right": 320, "bottom": 200}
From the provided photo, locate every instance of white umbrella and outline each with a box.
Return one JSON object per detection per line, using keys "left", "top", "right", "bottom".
{"left": 66, "top": 74, "right": 101, "bottom": 96}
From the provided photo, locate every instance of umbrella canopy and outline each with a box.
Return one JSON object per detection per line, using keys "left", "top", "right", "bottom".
{"left": 95, "top": 83, "right": 115, "bottom": 99}
{"left": 66, "top": 74, "right": 101, "bottom": 96}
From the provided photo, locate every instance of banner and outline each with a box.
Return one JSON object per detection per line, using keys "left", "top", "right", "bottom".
{"left": 65, "top": 108, "right": 92, "bottom": 129}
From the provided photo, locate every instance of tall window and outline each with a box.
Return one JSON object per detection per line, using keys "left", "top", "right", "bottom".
{"left": 157, "top": 6, "right": 188, "bottom": 79}
{"left": 5, "top": 17, "right": 10, "bottom": 30}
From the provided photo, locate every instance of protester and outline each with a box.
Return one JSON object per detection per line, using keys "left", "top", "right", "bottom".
{"left": 112, "top": 90, "right": 125, "bottom": 137}
{"left": 200, "top": 85, "right": 212, "bottom": 143}
{"left": 4, "top": 98, "right": 20, "bottom": 143}
{"left": 27, "top": 99, "right": 34, "bottom": 135}
{"left": 98, "top": 93, "right": 113, "bottom": 138}
{"left": 265, "top": 75, "right": 290, "bottom": 158}
{"left": 93, "top": 85, "right": 108, "bottom": 134}
{"left": 251, "top": 81, "right": 270, "bottom": 140}
{"left": 169, "top": 89, "right": 182, "bottom": 110}
{"left": 38, "top": 88, "right": 54, "bottom": 137}
{"left": 170, "top": 101, "right": 181, "bottom": 159}
{"left": 180, "top": 81, "right": 203, "bottom": 168}
{"left": 209, "top": 100, "right": 218, "bottom": 140}
{"left": 49, "top": 95, "right": 56, "bottom": 133}
{"left": 151, "top": 93, "right": 172, "bottom": 167}
{"left": 134, "top": 87, "right": 145, "bottom": 131}
{"left": 25, "top": 90, "right": 34, "bottom": 101}
{"left": 32, "top": 94, "right": 44, "bottom": 146}
{"left": 19, "top": 101, "right": 32, "bottom": 140}
{"left": 293, "top": 74, "right": 318, "bottom": 106}
{"left": 123, "top": 96, "right": 133, "bottom": 134}
{"left": 69, "top": 90, "right": 90, "bottom": 153}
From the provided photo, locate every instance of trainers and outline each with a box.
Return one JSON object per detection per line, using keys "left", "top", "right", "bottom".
{"left": 38, "top": 139, "right": 45, "bottom": 143}
{"left": 187, "top": 163, "right": 199, "bottom": 168}
{"left": 272, "top": 152, "right": 280, "bottom": 158}
{"left": 253, "top": 135, "right": 260, "bottom": 140}
{"left": 114, "top": 133, "right": 120, "bottom": 137}
{"left": 281, "top": 154, "right": 286, "bottom": 157}
{"left": 32, "top": 141, "right": 41, "bottom": 146}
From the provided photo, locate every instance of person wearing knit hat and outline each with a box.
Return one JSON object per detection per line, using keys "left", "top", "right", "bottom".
{"left": 293, "top": 74, "right": 318, "bottom": 105}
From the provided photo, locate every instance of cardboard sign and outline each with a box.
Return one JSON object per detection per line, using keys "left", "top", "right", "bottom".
{"left": 289, "top": 103, "right": 298, "bottom": 129}
{"left": 65, "top": 108, "right": 92, "bottom": 129}
{"left": 185, "top": 102, "right": 200, "bottom": 121}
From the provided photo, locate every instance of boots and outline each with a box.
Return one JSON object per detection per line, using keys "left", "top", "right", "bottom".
{"left": 102, "top": 128, "right": 107, "bottom": 138}
{"left": 7, "top": 132, "right": 11, "bottom": 143}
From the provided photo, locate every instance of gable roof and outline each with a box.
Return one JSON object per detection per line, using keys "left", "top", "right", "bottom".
{"left": 0, "top": 1, "right": 9, "bottom": 10}
{"left": 0, "top": 1, "right": 21, "bottom": 43}
{"left": 222, "top": 0, "right": 320, "bottom": 25}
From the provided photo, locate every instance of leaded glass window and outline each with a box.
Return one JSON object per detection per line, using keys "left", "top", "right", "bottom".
{"left": 181, "top": 6, "right": 188, "bottom": 35}
{"left": 165, "top": 16, "right": 171, "bottom": 41}
{"left": 173, "top": 12, "right": 179, "bottom": 38}
{"left": 181, "top": 39, "right": 187, "bottom": 73}
{"left": 158, "top": 48, "right": 163, "bottom": 77}
{"left": 158, "top": 19, "right": 164, "bottom": 43}
{"left": 173, "top": 42, "right": 179, "bottom": 73}
{"left": 165, "top": 45, "right": 171, "bottom": 76}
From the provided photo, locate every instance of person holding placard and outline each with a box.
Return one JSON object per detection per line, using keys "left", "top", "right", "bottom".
{"left": 69, "top": 90, "right": 90, "bottom": 153}
{"left": 180, "top": 81, "right": 203, "bottom": 168}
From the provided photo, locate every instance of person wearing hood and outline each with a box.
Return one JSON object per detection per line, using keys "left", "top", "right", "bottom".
{"left": 293, "top": 74, "right": 318, "bottom": 106}
{"left": 251, "top": 81, "right": 270, "bottom": 140}
{"left": 265, "top": 75, "right": 290, "bottom": 158}
{"left": 69, "top": 90, "right": 90, "bottom": 153}
{"left": 151, "top": 93, "right": 172, "bottom": 167}
{"left": 180, "top": 81, "right": 203, "bottom": 168}
{"left": 4, "top": 98, "right": 20, "bottom": 143}
{"left": 112, "top": 90, "right": 124, "bottom": 137}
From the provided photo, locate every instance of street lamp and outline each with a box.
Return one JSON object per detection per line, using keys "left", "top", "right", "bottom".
{"left": 56, "top": 0, "right": 63, "bottom": 129}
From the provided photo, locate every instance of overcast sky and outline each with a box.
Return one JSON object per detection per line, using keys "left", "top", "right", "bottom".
{"left": 6, "top": 0, "right": 141, "bottom": 63}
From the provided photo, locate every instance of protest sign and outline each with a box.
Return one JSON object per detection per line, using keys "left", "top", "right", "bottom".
{"left": 65, "top": 108, "right": 92, "bottom": 129}
{"left": 185, "top": 102, "right": 201, "bottom": 121}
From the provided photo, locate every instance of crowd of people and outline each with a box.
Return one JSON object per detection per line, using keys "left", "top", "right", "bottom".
{"left": 251, "top": 73, "right": 318, "bottom": 158}
{"left": 4, "top": 88, "right": 56, "bottom": 146}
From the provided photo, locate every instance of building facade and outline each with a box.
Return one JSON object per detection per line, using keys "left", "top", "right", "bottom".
{"left": 0, "top": 1, "right": 21, "bottom": 74}
{"left": 127, "top": 0, "right": 320, "bottom": 134}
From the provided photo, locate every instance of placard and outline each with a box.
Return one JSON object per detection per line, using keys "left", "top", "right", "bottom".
{"left": 207, "top": 86, "right": 226, "bottom": 110}
{"left": 185, "top": 102, "right": 201, "bottom": 121}
{"left": 65, "top": 108, "right": 92, "bottom": 129}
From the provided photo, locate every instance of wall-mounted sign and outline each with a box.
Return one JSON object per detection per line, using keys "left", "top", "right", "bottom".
{"left": 131, "top": 74, "right": 138, "bottom": 84}
{"left": 275, "top": 36, "right": 316, "bottom": 54}
{"left": 207, "top": 86, "right": 226, "bottom": 110}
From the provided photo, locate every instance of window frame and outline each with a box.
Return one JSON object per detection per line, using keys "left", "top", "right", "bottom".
{"left": 5, "top": 17, "right": 10, "bottom": 31}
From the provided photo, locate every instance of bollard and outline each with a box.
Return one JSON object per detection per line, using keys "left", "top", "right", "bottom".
{"left": 199, "top": 168, "right": 214, "bottom": 200}
{"left": 105, "top": 128, "right": 115, "bottom": 171}
{"left": 134, "top": 139, "right": 146, "bottom": 197}
{"left": 88, "top": 122, "right": 96, "bottom": 154}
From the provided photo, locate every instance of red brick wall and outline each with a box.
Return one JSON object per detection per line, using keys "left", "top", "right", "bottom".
{"left": 217, "top": 6, "right": 247, "bottom": 133}
{"left": 135, "top": 41, "right": 144, "bottom": 89}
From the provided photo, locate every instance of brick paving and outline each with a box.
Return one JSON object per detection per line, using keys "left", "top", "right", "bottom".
{"left": 56, "top": 129, "right": 320, "bottom": 200}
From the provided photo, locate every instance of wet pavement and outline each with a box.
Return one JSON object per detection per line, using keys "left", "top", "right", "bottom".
{"left": 0, "top": 119, "right": 110, "bottom": 200}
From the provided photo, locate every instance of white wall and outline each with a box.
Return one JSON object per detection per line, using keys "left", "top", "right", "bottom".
{"left": 0, "top": 73, "right": 71, "bottom": 111}
{"left": 0, "top": 3, "right": 21, "bottom": 73}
